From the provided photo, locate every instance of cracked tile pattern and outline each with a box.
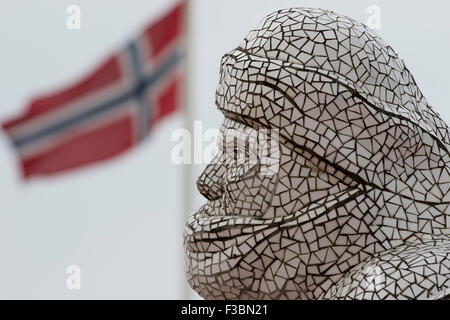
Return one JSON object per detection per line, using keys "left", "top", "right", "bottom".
{"left": 184, "top": 7, "right": 450, "bottom": 300}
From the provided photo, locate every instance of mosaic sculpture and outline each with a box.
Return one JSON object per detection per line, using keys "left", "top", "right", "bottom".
{"left": 184, "top": 8, "right": 450, "bottom": 299}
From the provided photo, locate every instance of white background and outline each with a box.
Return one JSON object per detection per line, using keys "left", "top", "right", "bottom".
{"left": 0, "top": 0, "right": 448, "bottom": 299}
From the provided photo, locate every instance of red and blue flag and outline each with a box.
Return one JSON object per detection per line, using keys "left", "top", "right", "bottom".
{"left": 2, "top": 1, "right": 187, "bottom": 178}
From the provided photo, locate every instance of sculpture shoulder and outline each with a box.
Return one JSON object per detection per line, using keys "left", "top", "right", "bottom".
{"left": 321, "top": 239, "right": 450, "bottom": 300}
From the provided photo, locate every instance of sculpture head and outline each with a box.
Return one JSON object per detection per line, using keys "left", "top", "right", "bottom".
{"left": 184, "top": 7, "right": 450, "bottom": 299}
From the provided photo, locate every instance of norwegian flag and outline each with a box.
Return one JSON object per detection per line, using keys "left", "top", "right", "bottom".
{"left": 2, "top": 1, "right": 187, "bottom": 179}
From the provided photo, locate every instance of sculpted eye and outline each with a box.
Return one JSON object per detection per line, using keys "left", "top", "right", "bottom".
{"left": 222, "top": 136, "right": 252, "bottom": 163}
{"left": 225, "top": 161, "right": 259, "bottom": 183}
{"left": 223, "top": 139, "right": 258, "bottom": 182}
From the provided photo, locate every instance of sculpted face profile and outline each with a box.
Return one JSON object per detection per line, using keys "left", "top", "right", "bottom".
{"left": 184, "top": 8, "right": 450, "bottom": 299}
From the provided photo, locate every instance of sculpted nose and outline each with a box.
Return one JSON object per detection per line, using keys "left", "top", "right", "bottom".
{"left": 197, "top": 156, "right": 226, "bottom": 201}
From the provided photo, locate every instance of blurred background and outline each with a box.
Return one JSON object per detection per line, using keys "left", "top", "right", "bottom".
{"left": 0, "top": 0, "right": 449, "bottom": 299}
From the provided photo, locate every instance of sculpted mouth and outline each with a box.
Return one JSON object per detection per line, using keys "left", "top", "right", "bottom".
{"left": 184, "top": 187, "right": 363, "bottom": 255}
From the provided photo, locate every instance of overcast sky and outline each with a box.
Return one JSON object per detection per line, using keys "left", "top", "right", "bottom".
{"left": 0, "top": 0, "right": 449, "bottom": 299}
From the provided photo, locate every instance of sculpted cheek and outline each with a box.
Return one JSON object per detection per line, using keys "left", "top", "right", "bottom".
{"left": 224, "top": 163, "right": 278, "bottom": 216}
